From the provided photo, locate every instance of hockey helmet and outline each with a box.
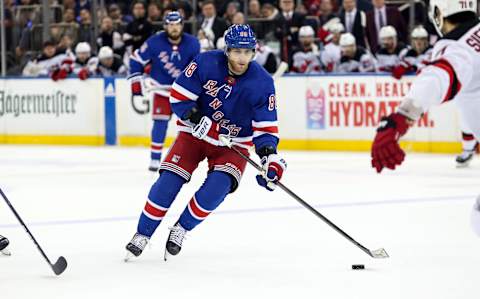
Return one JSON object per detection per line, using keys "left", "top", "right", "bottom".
{"left": 164, "top": 11, "right": 183, "bottom": 24}
{"left": 328, "top": 22, "right": 345, "bottom": 34}
{"left": 98, "top": 46, "right": 114, "bottom": 60}
{"left": 299, "top": 26, "right": 315, "bottom": 37}
{"left": 379, "top": 26, "right": 397, "bottom": 39}
{"left": 411, "top": 26, "right": 428, "bottom": 39}
{"left": 224, "top": 24, "right": 257, "bottom": 50}
{"left": 339, "top": 33, "right": 356, "bottom": 47}
{"left": 75, "top": 42, "right": 91, "bottom": 54}
{"left": 428, "top": 0, "right": 477, "bottom": 36}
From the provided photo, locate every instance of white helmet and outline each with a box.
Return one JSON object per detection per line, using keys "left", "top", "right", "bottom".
{"left": 98, "top": 46, "right": 114, "bottom": 59}
{"left": 75, "top": 42, "right": 91, "bottom": 54}
{"left": 379, "top": 26, "right": 397, "bottom": 39}
{"left": 299, "top": 26, "right": 315, "bottom": 37}
{"left": 411, "top": 26, "right": 428, "bottom": 39}
{"left": 428, "top": 0, "right": 477, "bottom": 36}
{"left": 328, "top": 22, "right": 345, "bottom": 34}
{"left": 339, "top": 33, "right": 356, "bottom": 47}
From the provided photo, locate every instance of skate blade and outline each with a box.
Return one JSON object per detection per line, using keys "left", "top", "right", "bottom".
{"left": 164, "top": 249, "right": 173, "bottom": 261}
{"left": 456, "top": 162, "right": 471, "bottom": 168}
{"left": 124, "top": 251, "right": 136, "bottom": 262}
{"left": 1, "top": 248, "right": 11, "bottom": 256}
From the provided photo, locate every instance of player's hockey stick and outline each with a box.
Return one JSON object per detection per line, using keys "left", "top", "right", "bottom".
{"left": 0, "top": 188, "right": 68, "bottom": 275}
{"left": 220, "top": 137, "right": 389, "bottom": 259}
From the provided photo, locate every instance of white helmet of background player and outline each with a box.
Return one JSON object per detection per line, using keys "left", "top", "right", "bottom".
{"left": 428, "top": 0, "right": 477, "bottom": 37}
{"left": 379, "top": 25, "right": 397, "bottom": 51}
{"left": 298, "top": 26, "right": 315, "bottom": 48}
{"left": 410, "top": 26, "right": 429, "bottom": 54}
{"left": 98, "top": 46, "right": 114, "bottom": 67}
{"left": 339, "top": 33, "right": 356, "bottom": 58}
{"left": 75, "top": 42, "right": 91, "bottom": 63}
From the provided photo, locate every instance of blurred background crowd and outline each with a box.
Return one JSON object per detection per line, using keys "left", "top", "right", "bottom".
{"left": 1, "top": 0, "right": 479, "bottom": 78}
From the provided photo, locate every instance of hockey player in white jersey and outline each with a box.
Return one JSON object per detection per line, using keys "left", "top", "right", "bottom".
{"left": 337, "top": 33, "right": 376, "bottom": 73}
{"left": 375, "top": 26, "right": 407, "bottom": 73}
{"left": 320, "top": 22, "right": 344, "bottom": 72}
{"left": 291, "top": 26, "right": 322, "bottom": 73}
{"left": 392, "top": 26, "right": 433, "bottom": 79}
{"left": 371, "top": 0, "right": 480, "bottom": 172}
{"left": 370, "top": 0, "right": 480, "bottom": 236}
{"left": 0, "top": 235, "right": 10, "bottom": 256}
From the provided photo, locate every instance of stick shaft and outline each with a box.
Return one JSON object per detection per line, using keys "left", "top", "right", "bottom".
{"left": 229, "top": 146, "right": 373, "bottom": 257}
{"left": 0, "top": 188, "right": 53, "bottom": 264}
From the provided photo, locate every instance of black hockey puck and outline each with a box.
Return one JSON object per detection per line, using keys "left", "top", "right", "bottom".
{"left": 352, "top": 264, "right": 365, "bottom": 270}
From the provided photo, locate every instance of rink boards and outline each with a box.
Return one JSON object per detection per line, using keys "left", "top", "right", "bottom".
{"left": 0, "top": 74, "right": 461, "bottom": 153}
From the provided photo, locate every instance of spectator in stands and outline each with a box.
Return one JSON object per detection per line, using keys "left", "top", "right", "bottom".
{"left": 260, "top": 3, "right": 279, "bottom": 41}
{"left": 337, "top": 33, "right": 375, "bottom": 73}
{"left": 232, "top": 12, "right": 245, "bottom": 25}
{"left": 75, "top": 0, "right": 91, "bottom": 18}
{"left": 224, "top": 1, "right": 240, "bottom": 25}
{"left": 291, "top": 25, "right": 322, "bottom": 73}
{"left": 318, "top": 0, "right": 337, "bottom": 26}
{"left": 274, "top": 0, "right": 306, "bottom": 65}
{"left": 392, "top": 26, "right": 432, "bottom": 79}
{"left": 375, "top": 25, "right": 406, "bottom": 73}
{"left": 147, "top": 2, "right": 162, "bottom": 23}
{"left": 97, "top": 16, "right": 125, "bottom": 57}
{"left": 77, "top": 8, "right": 93, "bottom": 43}
{"left": 339, "top": 0, "right": 367, "bottom": 48}
{"left": 197, "top": 29, "right": 215, "bottom": 52}
{"left": 123, "top": 0, "right": 153, "bottom": 54}
{"left": 366, "top": 0, "right": 407, "bottom": 53}
{"left": 56, "top": 34, "right": 75, "bottom": 57}
{"left": 96, "top": 46, "right": 127, "bottom": 76}
{"left": 248, "top": 0, "right": 265, "bottom": 38}
{"left": 320, "top": 22, "right": 344, "bottom": 72}
{"left": 108, "top": 3, "right": 131, "bottom": 30}
{"left": 63, "top": 0, "right": 75, "bottom": 11}
{"left": 22, "top": 40, "right": 69, "bottom": 77}
{"left": 58, "top": 8, "right": 79, "bottom": 44}
{"left": 1, "top": 0, "right": 14, "bottom": 52}
{"left": 248, "top": 0, "right": 261, "bottom": 18}
{"left": 199, "top": 0, "right": 228, "bottom": 46}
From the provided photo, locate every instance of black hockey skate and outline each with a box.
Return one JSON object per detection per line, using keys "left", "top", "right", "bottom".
{"left": 164, "top": 223, "right": 187, "bottom": 261}
{"left": 0, "top": 235, "right": 11, "bottom": 256}
{"left": 456, "top": 150, "right": 475, "bottom": 168}
{"left": 125, "top": 233, "right": 149, "bottom": 262}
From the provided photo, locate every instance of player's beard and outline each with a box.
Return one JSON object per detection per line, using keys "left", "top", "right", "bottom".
{"left": 167, "top": 30, "right": 182, "bottom": 43}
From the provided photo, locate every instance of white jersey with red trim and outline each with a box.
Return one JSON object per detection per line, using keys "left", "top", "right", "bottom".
{"left": 292, "top": 46, "right": 322, "bottom": 74}
{"left": 399, "top": 45, "right": 433, "bottom": 71}
{"left": 320, "top": 43, "right": 341, "bottom": 72}
{"left": 402, "top": 19, "right": 480, "bottom": 139}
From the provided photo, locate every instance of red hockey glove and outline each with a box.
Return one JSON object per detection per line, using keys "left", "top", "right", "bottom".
{"left": 392, "top": 65, "right": 408, "bottom": 80}
{"left": 192, "top": 116, "right": 231, "bottom": 146}
{"left": 51, "top": 68, "right": 69, "bottom": 81}
{"left": 371, "top": 113, "right": 411, "bottom": 173}
{"left": 78, "top": 68, "right": 89, "bottom": 80}
{"left": 256, "top": 154, "right": 287, "bottom": 191}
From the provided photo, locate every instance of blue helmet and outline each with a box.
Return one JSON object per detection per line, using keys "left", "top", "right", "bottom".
{"left": 164, "top": 11, "right": 183, "bottom": 24}
{"left": 224, "top": 24, "right": 257, "bottom": 50}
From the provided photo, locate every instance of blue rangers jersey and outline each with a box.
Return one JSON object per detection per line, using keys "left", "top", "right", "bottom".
{"left": 169, "top": 50, "right": 279, "bottom": 151}
{"left": 129, "top": 31, "right": 200, "bottom": 95}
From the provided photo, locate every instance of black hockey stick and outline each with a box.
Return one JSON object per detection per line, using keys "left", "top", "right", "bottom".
{"left": 220, "top": 137, "right": 389, "bottom": 259}
{"left": 0, "top": 188, "right": 68, "bottom": 275}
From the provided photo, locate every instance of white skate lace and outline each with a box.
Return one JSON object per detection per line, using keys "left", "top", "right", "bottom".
{"left": 131, "top": 233, "right": 149, "bottom": 250}
{"left": 168, "top": 224, "right": 187, "bottom": 247}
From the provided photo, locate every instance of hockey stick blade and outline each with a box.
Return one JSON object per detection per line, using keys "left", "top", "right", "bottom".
{"left": 369, "top": 248, "right": 389, "bottom": 259}
{"left": 52, "top": 256, "right": 68, "bottom": 275}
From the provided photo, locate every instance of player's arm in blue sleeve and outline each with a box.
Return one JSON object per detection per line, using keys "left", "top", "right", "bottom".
{"left": 127, "top": 39, "right": 152, "bottom": 79}
{"left": 252, "top": 78, "right": 280, "bottom": 157}
{"left": 169, "top": 56, "right": 203, "bottom": 123}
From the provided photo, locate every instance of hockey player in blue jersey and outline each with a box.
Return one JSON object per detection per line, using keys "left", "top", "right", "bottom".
{"left": 125, "top": 24, "right": 287, "bottom": 261}
{"left": 128, "top": 11, "right": 200, "bottom": 172}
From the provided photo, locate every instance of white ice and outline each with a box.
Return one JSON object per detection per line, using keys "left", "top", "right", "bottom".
{"left": 1, "top": 145, "right": 480, "bottom": 299}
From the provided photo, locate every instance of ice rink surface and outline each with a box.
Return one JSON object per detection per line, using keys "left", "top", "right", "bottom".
{"left": 1, "top": 145, "right": 479, "bottom": 299}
